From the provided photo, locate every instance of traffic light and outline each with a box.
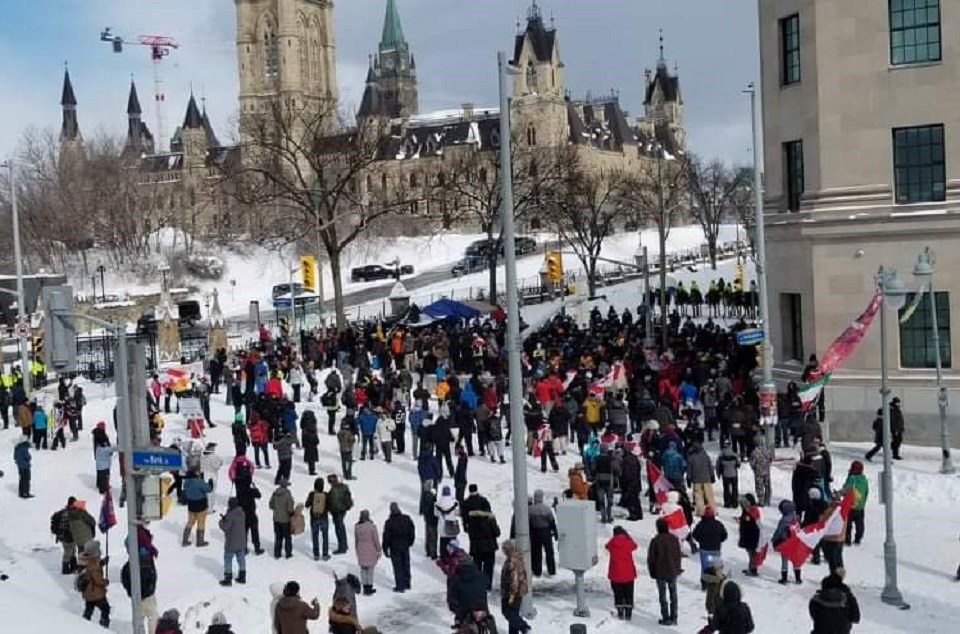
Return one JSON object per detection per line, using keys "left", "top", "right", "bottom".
{"left": 31, "top": 333, "right": 43, "bottom": 360}
{"left": 300, "top": 255, "right": 317, "bottom": 293}
{"left": 545, "top": 250, "right": 563, "bottom": 284}
{"left": 279, "top": 316, "right": 290, "bottom": 338}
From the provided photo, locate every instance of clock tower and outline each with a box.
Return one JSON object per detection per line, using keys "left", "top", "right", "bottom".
{"left": 358, "top": 0, "right": 418, "bottom": 121}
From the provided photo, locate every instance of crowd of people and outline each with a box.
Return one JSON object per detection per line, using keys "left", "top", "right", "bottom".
{"left": 7, "top": 290, "right": 890, "bottom": 633}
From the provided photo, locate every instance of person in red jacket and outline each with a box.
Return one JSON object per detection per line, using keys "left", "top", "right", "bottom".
{"left": 248, "top": 414, "right": 271, "bottom": 469}
{"left": 606, "top": 525, "right": 638, "bottom": 621}
{"left": 265, "top": 373, "right": 284, "bottom": 400}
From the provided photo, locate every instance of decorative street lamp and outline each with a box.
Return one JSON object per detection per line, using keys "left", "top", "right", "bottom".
{"left": 911, "top": 248, "right": 954, "bottom": 475}
{"left": 96, "top": 263, "right": 107, "bottom": 303}
{"left": 876, "top": 266, "right": 910, "bottom": 610}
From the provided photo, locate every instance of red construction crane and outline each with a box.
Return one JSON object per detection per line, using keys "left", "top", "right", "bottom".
{"left": 101, "top": 27, "right": 180, "bottom": 152}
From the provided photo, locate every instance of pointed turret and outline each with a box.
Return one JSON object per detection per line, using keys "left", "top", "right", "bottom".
{"left": 380, "top": 0, "right": 408, "bottom": 53}
{"left": 122, "top": 78, "right": 154, "bottom": 159}
{"left": 60, "top": 68, "right": 77, "bottom": 107}
{"left": 127, "top": 80, "right": 142, "bottom": 116}
{"left": 60, "top": 67, "right": 80, "bottom": 142}
{"left": 183, "top": 93, "right": 204, "bottom": 129}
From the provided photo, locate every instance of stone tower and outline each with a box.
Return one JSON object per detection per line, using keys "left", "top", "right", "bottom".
{"left": 58, "top": 67, "right": 84, "bottom": 171}
{"left": 642, "top": 32, "right": 685, "bottom": 150}
{"left": 122, "top": 79, "right": 155, "bottom": 160}
{"left": 235, "top": 0, "right": 338, "bottom": 136}
{"left": 358, "top": 0, "right": 418, "bottom": 124}
{"left": 509, "top": 2, "right": 568, "bottom": 148}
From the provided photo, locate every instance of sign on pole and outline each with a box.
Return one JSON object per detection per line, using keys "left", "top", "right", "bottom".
{"left": 131, "top": 448, "right": 183, "bottom": 472}
{"left": 300, "top": 255, "right": 316, "bottom": 292}
{"left": 14, "top": 321, "right": 29, "bottom": 340}
{"left": 736, "top": 328, "right": 765, "bottom": 346}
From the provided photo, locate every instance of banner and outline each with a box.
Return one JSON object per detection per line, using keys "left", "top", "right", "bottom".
{"left": 98, "top": 487, "right": 117, "bottom": 534}
{"left": 799, "top": 292, "right": 883, "bottom": 410}
{"left": 899, "top": 284, "right": 927, "bottom": 325}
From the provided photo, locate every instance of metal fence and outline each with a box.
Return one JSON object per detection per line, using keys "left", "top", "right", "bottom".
{"left": 75, "top": 327, "right": 209, "bottom": 382}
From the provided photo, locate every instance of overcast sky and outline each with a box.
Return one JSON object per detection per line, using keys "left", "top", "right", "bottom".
{"left": 0, "top": 0, "right": 759, "bottom": 164}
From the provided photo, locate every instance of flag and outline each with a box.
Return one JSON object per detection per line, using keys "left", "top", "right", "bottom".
{"left": 899, "top": 284, "right": 927, "bottom": 325}
{"left": 749, "top": 507, "right": 772, "bottom": 567}
{"left": 662, "top": 506, "right": 690, "bottom": 540}
{"left": 775, "top": 490, "right": 855, "bottom": 568}
{"left": 798, "top": 292, "right": 883, "bottom": 411}
{"left": 98, "top": 487, "right": 117, "bottom": 534}
{"left": 646, "top": 461, "right": 673, "bottom": 505}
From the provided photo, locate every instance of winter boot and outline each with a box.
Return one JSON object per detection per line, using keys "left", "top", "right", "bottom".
{"left": 61, "top": 560, "right": 72, "bottom": 575}
{"left": 181, "top": 527, "right": 192, "bottom": 546}
{"left": 794, "top": 569, "right": 802, "bottom": 584}
{"left": 499, "top": 457, "right": 506, "bottom": 464}
{"left": 616, "top": 607, "right": 624, "bottom": 619}
{"left": 196, "top": 530, "right": 209, "bottom": 547}
{"left": 362, "top": 584, "right": 376, "bottom": 596}
{"left": 236, "top": 570, "right": 246, "bottom": 584}
{"left": 99, "top": 616, "right": 110, "bottom": 628}
{"left": 778, "top": 571, "right": 789, "bottom": 585}
{"left": 624, "top": 607, "right": 633, "bottom": 621}
{"left": 219, "top": 573, "right": 233, "bottom": 587}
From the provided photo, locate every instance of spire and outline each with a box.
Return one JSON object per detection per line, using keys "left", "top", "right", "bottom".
{"left": 127, "top": 79, "right": 142, "bottom": 116}
{"left": 528, "top": 1, "right": 542, "bottom": 22}
{"left": 380, "top": 0, "right": 407, "bottom": 52}
{"left": 657, "top": 29, "right": 667, "bottom": 69}
{"left": 60, "top": 65, "right": 77, "bottom": 107}
{"left": 183, "top": 92, "right": 203, "bottom": 129}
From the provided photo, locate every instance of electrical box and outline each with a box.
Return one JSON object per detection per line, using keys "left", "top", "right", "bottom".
{"left": 140, "top": 475, "right": 162, "bottom": 521}
{"left": 557, "top": 500, "right": 598, "bottom": 571}
{"left": 41, "top": 285, "right": 77, "bottom": 373}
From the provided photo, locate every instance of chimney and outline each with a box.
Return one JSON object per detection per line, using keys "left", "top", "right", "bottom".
{"left": 461, "top": 102, "right": 475, "bottom": 122}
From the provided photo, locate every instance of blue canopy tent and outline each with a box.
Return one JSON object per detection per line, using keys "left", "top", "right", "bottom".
{"left": 422, "top": 298, "right": 482, "bottom": 321}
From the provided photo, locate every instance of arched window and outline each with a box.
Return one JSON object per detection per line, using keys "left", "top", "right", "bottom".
{"left": 298, "top": 15, "right": 309, "bottom": 85}
{"left": 527, "top": 125, "right": 537, "bottom": 146}
{"left": 410, "top": 172, "right": 418, "bottom": 188}
{"left": 526, "top": 62, "right": 537, "bottom": 94}
{"left": 259, "top": 14, "right": 279, "bottom": 83}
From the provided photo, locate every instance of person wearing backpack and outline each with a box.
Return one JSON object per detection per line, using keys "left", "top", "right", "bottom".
{"left": 434, "top": 483, "right": 460, "bottom": 555}
{"left": 51, "top": 496, "right": 79, "bottom": 574}
{"left": 306, "top": 477, "right": 330, "bottom": 561}
{"left": 336, "top": 419, "right": 356, "bottom": 481}
{"left": 321, "top": 387, "right": 340, "bottom": 435}
{"left": 77, "top": 539, "right": 110, "bottom": 628}
{"left": 121, "top": 554, "right": 158, "bottom": 634}
{"left": 269, "top": 479, "right": 295, "bottom": 559}
{"left": 66, "top": 498, "right": 96, "bottom": 569}
{"left": 248, "top": 413, "right": 271, "bottom": 469}
{"left": 327, "top": 473, "right": 354, "bottom": 554}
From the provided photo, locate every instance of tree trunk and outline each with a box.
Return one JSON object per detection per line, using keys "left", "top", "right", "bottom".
{"left": 709, "top": 238, "right": 718, "bottom": 270}
{"left": 329, "top": 248, "right": 346, "bottom": 331}
{"left": 659, "top": 226, "right": 668, "bottom": 350}
{"left": 587, "top": 258, "right": 598, "bottom": 298}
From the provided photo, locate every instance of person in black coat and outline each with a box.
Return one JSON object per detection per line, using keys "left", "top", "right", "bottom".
{"left": 454, "top": 403, "right": 476, "bottom": 457}
{"left": 706, "top": 580, "right": 755, "bottom": 634}
{"left": 382, "top": 502, "right": 415, "bottom": 592}
{"left": 300, "top": 410, "right": 320, "bottom": 476}
{"left": 737, "top": 494, "right": 761, "bottom": 576}
{"left": 809, "top": 573, "right": 861, "bottom": 634}
{"left": 618, "top": 449, "right": 643, "bottom": 521}
{"left": 451, "top": 552, "right": 489, "bottom": 625}
{"left": 466, "top": 509, "right": 501, "bottom": 589}
{"left": 692, "top": 507, "right": 728, "bottom": 579}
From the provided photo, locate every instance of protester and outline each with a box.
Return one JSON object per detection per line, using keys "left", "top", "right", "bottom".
{"left": 382, "top": 501, "right": 415, "bottom": 592}
{"left": 355, "top": 509, "right": 382, "bottom": 595}
{"left": 606, "top": 525, "right": 637, "bottom": 620}
{"left": 218, "top": 496, "right": 248, "bottom": 586}
{"left": 648, "top": 518, "right": 682, "bottom": 626}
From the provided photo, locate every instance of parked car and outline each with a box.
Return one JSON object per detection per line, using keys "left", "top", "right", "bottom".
{"left": 515, "top": 236, "right": 537, "bottom": 255}
{"left": 351, "top": 264, "right": 396, "bottom": 282}
{"left": 400, "top": 264, "right": 415, "bottom": 275}
{"left": 451, "top": 256, "right": 486, "bottom": 276}
{"left": 465, "top": 239, "right": 495, "bottom": 258}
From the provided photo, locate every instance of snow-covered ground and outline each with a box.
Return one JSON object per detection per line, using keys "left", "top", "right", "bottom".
{"left": 1, "top": 376, "right": 957, "bottom": 633}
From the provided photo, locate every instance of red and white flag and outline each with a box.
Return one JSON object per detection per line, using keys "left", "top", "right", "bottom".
{"left": 646, "top": 462, "right": 673, "bottom": 505}
{"left": 750, "top": 508, "right": 772, "bottom": 568}
{"left": 662, "top": 506, "right": 689, "bottom": 540}
{"left": 775, "top": 490, "right": 855, "bottom": 568}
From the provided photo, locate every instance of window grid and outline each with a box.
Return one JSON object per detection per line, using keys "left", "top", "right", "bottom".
{"left": 893, "top": 124, "right": 945, "bottom": 204}
{"left": 784, "top": 140, "right": 804, "bottom": 212}
{"left": 899, "top": 291, "right": 951, "bottom": 368}
{"left": 890, "top": 0, "right": 941, "bottom": 65}
{"left": 780, "top": 14, "right": 801, "bottom": 85}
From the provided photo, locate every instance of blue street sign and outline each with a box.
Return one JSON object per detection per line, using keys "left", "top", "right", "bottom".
{"left": 131, "top": 448, "right": 183, "bottom": 472}
{"left": 273, "top": 298, "right": 292, "bottom": 309}
{"left": 736, "top": 328, "right": 765, "bottom": 346}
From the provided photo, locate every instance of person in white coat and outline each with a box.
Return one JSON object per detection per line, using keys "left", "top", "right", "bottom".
{"left": 434, "top": 482, "right": 460, "bottom": 554}
{"left": 376, "top": 410, "right": 396, "bottom": 463}
{"left": 288, "top": 363, "right": 304, "bottom": 403}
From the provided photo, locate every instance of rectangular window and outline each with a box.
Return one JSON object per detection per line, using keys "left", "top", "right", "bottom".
{"left": 780, "top": 14, "right": 801, "bottom": 85}
{"left": 899, "top": 291, "right": 951, "bottom": 368}
{"left": 784, "top": 140, "right": 804, "bottom": 212}
{"left": 890, "top": 0, "right": 941, "bottom": 65}
{"left": 780, "top": 293, "right": 804, "bottom": 362}
{"left": 893, "top": 124, "right": 945, "bottom": 204}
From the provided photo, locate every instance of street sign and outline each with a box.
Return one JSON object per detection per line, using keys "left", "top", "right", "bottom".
{"left": 131, "top": 448, "right": 183, "bottom": 472}
{"left": 14, "top": 321, "right": 29, "bottom": 340}
{"left": 273, "top": 298, "right": 292, "bottom": 309}
{"left": 736, "top": 328, "right": 765, "bottom": 346}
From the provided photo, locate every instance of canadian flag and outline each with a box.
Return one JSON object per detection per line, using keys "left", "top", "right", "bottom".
{"left": 646, "top": 462, "right": 673, "bottom": 505}
{"left": 775, "top": 490, "right": 855, "bottom": 568}
{"left": 662, "top": 505, "right": 690, "bottom": 540}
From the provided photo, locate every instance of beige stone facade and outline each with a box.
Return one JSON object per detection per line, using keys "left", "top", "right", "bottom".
{"left": 760, "top": 0, "right": 960, "bottom": 442}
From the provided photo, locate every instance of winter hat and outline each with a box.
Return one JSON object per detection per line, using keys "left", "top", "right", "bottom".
{"left": 96, "top": 421, "right": 106, "bottom": 430}
{"left": 283, "top": 581, "right": 301, "bottom": 597}
{"left": 211, "top": 612, "right": 227, "bottom": 625}
{"left": 161, "top": 609, "right": 180, "bottom": 622}
{"left": 277, "top": 478, "right": 290, "bottom": 488}
{"left": 389, "top": 502, "right": 400, "bottom": 515}
{"left": 83, "top": 540, "right": 101, "bottom": 558}
{"left": 468, "top": 484, "right": 479, "bottom": 494}
{"left": 359, "top": 509, "right": 371, "bottom": 522}
{"left": 849, "top": 460, "right": 864, "bottom": 475}
{"left": 66, "top": 496, "right": 77, "bottom": 508}
{"left": 655, "top": 518, "right": 669, "bottom": 535}
{"left": 703, "top": 505, "right": 716, "bottom": 519}
{"left": 808, "top": 487, "right": 822, "bottom": 501}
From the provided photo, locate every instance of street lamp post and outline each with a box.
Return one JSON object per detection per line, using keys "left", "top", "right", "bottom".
{"left": 911, "top": 248, "right": 954, "bottom": 474}
{"left": 876, "top": 266, "right": 909, "bottom": 609}
{"left": 2, "top": 159, "right": 31, "bottom": 395}
{"left": 96, "top": 264, "right": 107, "bottom": 303}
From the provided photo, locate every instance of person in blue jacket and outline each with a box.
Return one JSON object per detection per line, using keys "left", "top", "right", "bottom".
{"left": 460, "top": 382, "right": 478, "bottom": 410}
{"left": 408, "top": 403, "right": 426, "bottom": 458}
{"left": 182, "top": 470, "right": 213, "bottom": 547}
{"left": 661, "top": 442, "right": 687, "bottom": 491}
{"left": 14, "top": 438, "right": 32, "bottom": 498}
{"left": 94, "top": 429, "right": 119, "bottom": 494}
{"left": 31, "top": 402, "right": 48, "bottom": 450}
{"left": 281, "top": 401, "right": 299, "bottom": 438}
{"left": 255, "top": 359, "right": 268, "bottom": 395}
{"left": 357, "top": 406, "right": 379, "bottom": 460}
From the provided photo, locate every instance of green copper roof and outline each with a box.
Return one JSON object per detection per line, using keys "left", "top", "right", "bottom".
{"left": 379, "top": 0, "right": 407, "bottom": 52}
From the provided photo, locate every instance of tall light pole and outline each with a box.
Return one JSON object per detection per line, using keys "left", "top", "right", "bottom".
{"left": 2, "top": 160, "right": 31, "bottom": 395}
{"left": 498, "top": 50, "right": 534, "bottom": 619}
{"left": 745, "top": 83, "right": 776, "bottom": 449}
{"left": 911, "top": 248, "right": 954, "bottom": 474}
{"left": 876, "top": 266, "right": 909, "bottom": 609}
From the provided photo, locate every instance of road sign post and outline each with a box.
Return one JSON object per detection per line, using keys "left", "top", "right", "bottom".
{"left": 736, "top": 328, "right": 765, "bottom": 346}
{"left": 131, "top": 448, "right": 183, "bottom": 472}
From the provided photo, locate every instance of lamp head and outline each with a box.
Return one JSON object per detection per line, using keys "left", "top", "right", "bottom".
{"left": 912, "top": 248, "right": 934, "bottom": 284}
{"left": 882, "top": 269, "right": 908, "bottom": 311}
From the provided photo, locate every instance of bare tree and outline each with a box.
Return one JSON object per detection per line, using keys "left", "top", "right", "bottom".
{"left": 230, "top": 99, "right": 406, "bottom": 329}
{"left": 623, "top": 152, "right": 689, "bottom": 348}
{"left": 432, "top": 135, "right": 556, "bottom": 303}
{"left": 549, "top": 148, "right": 626, "bottom": 297}
{"left": 687, "top": 157, "right": 750, "bottom": 269}
{"left": 729, "top": 167, "right": 756, "bottom": 257}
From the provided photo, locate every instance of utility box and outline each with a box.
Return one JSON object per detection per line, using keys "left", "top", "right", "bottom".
{"left": 557, "top": 500, "right": 598, "bottom": 571}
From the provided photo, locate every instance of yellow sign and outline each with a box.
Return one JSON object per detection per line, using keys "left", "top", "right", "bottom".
{"left": 300, "top": 255, "right": 317, "bottom": 292}
{"left": 545, "top": 250, "right": 563, "bottom": 283}
{"left": 159, "top": 474, "right": 173, "bottom": 518}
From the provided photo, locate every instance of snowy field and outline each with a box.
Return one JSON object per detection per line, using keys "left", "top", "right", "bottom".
{"left": 1, "top": 377, "right": 958, "bottom": 633}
